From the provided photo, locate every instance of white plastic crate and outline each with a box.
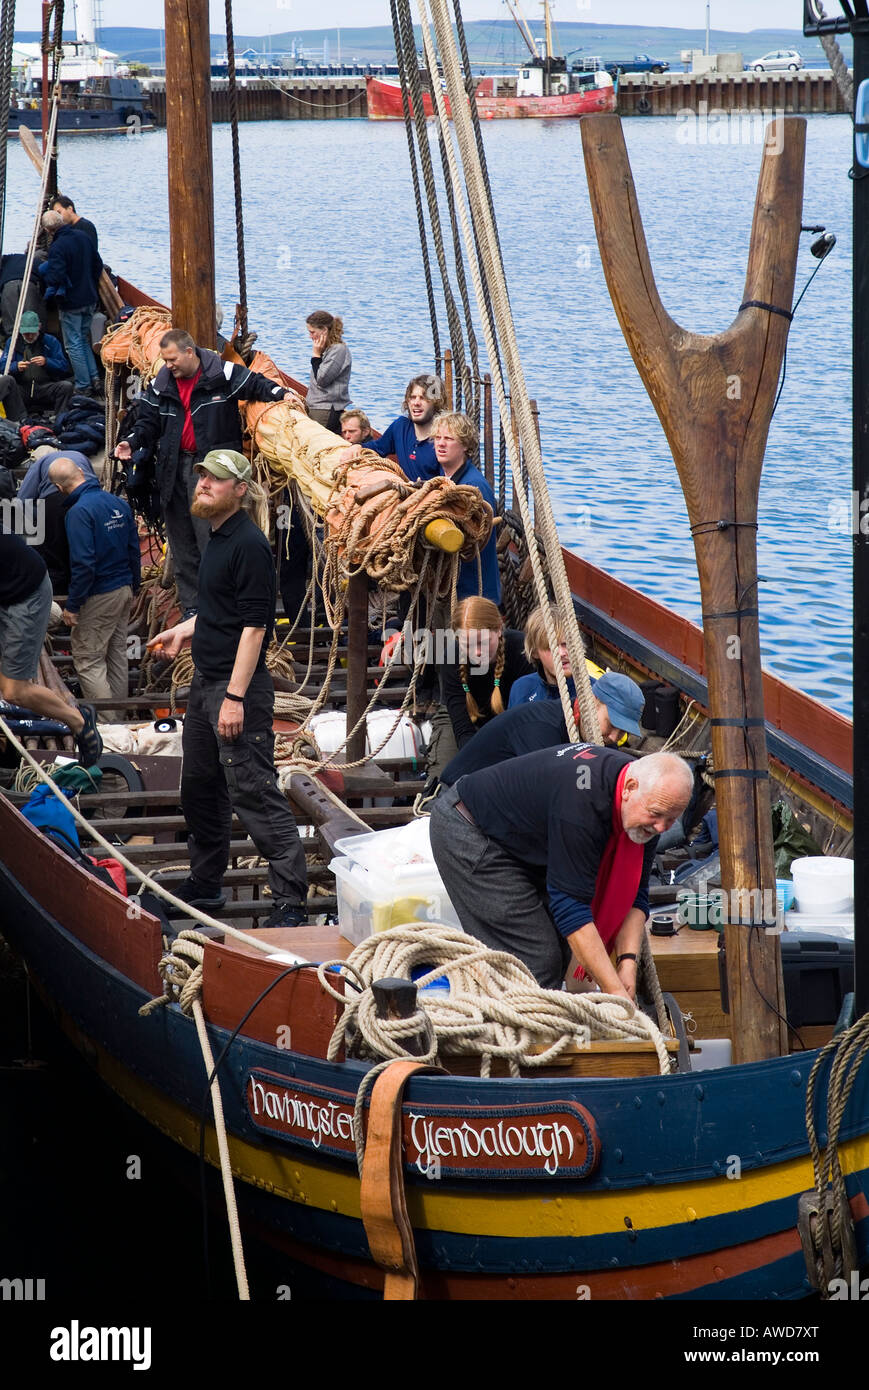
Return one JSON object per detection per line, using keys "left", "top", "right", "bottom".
{"left": 330, "top": 849, "right": 462, "bottom": 947}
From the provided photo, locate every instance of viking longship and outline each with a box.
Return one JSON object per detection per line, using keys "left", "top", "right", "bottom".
{"left": 0, "top": 0, "right": 866, "bottom": 1305}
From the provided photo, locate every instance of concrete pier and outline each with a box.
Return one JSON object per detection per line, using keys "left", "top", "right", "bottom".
{"left": 144, "top": 70, "right": 849, "bottom": 124}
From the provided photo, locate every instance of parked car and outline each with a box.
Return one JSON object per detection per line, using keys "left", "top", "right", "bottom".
{"left": 749, "top": 49, "right": 803, "bottom": 72}
{"left": 605, "top": 54, "right": 670, "bottom": 77}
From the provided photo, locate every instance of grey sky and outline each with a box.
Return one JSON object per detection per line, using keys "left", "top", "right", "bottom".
{"left": 13, "top": 2, "right": 810, "bottom": 36}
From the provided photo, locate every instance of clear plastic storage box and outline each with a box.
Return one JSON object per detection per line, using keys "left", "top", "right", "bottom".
{"left": 330, "top": 821, "right": 461, "bottom": 946}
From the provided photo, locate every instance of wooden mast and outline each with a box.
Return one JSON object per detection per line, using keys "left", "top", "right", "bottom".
{"left": 164, "top": 0, "right": 215, "bottom": 344}
{"left": 582, "top": 113, "right": 805, "bottom": 1063}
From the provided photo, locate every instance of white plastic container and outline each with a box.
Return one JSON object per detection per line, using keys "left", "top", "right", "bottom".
{"left": 308, "top": 710, "right": 425, "bottom": 763}
{"left": 791, "top": 856, "right": 854, "bottom": 915}
{"left": 784, "top": 910, "right": 854, "bottom": 940}
{"left": 330, "top": 854, "right": 462, "bottom": 947}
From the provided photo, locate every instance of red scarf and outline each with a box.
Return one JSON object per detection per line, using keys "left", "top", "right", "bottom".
{"left": 573, "top": 762, "right": 645, "bottom": 979}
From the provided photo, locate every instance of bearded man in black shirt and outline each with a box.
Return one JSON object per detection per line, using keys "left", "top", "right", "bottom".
{"left": 148, "top": 450, "right": 308, "bottom": 925}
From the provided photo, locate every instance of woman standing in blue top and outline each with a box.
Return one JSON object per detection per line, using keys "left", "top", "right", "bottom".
{"left": 305, "top": 310, "right": 352, "bottom": 432}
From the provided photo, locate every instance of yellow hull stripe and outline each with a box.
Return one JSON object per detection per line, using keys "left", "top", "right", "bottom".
{"left": 82, "top": 1031, "right": 869, "bottom": 1241}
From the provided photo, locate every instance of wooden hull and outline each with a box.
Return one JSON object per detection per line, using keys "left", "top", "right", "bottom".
{"left": 1, "top": 814, "right": 867, "bottom": 1301}
{"left": 365, "top": 75, "right": 616, "bottom": 121}
{"left": 0, "top": 581, "right": 861, "bottom": 1299}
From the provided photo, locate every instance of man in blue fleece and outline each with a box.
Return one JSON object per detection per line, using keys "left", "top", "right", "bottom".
{"left": 338, "top": 374, "right": 447, "bottom": 481}
{"left": 37, "top": 210, "right": 103, "bottom": 395}
{"left": 48, "top": 458, "right": 140, "bottom": 720}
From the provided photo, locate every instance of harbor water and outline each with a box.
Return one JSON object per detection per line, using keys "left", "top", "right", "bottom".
{"left": 2, "top": 111, "right": 854, "bottom": 713}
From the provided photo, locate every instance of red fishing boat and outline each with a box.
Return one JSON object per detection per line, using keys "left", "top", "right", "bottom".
{"left": 367, "top": 0, "right": 615, "bottom": 121}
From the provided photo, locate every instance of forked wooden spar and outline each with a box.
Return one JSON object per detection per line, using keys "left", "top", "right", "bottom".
{"left": 581, "top": 113, "right": 807, "bottom": 1064}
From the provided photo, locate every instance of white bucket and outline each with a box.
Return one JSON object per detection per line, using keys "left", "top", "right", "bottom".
{"left": 307, "top": 710, "right": 425, "bottom": 763}
{"left": 791, "top": 856, "right": 854, "bottom": 915}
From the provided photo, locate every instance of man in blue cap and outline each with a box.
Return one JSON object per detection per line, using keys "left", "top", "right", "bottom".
{"left": 438, "top": 670, "right": 646, "bottom": 788}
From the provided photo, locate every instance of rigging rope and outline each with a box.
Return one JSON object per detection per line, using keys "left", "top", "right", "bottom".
{"left": 0, "top": 87, "right": 61, "bottom": 374}
{"left": 388, "top": 0, "right": 441, "bottom": 370}
{"left": 415, "top": 0, "right": 599, "bottom": 746}
{"left": 392, "top": 0, "right": 469, "bottom": 408}
{"left": 0, "top": 0, "right": 16, "bottom": 251}
{"left": 224, "top": 0, "right": 249, "bottom": 349}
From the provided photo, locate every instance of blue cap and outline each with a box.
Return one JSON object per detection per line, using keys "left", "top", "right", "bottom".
{"left": 591, "top": 671, "right": 644, "bottom": 738}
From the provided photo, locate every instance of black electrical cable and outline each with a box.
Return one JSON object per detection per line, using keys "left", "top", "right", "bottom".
{"left": 196, "top": 958, "right": 361, "bottom": 1295}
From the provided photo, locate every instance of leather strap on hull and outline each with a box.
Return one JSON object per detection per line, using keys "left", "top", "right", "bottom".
{"left": 359, "top": 1058, "right": 437, "bottom": 1301}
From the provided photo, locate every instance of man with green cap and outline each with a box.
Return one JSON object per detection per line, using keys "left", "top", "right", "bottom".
{"left": 147, "top": 449, "right": 309, "bottom": 928}
{"left": 6, "top": 310, "right": 74, "bottom": 417}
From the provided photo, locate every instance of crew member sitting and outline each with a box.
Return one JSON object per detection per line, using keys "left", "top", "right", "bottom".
{"left": 6, "top": 310, "right": 74, "bottom": 418}
{"left": 508, "top": 600, "right": 577, "bottom": 706}
{"left": 426, "top": 596, "right": 532, "bottom": 780}
{"left": 340, "top": 408, "right": 373, "bottom": 445}
{"left": 430, "top": 746, "right": 693, "bottom": 992}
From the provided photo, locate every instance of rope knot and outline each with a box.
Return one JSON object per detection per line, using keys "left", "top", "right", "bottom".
{"left": 139, "top": 930, "right": 210, "bottom": 1017}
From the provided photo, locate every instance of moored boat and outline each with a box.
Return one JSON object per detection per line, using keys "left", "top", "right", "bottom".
{"left": 366, "top": 1, "right": 614, "bottom": 122}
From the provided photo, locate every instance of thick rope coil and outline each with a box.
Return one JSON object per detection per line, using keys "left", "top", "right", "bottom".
{"left": 316, "top": 923, "right": 672, "bottom": 1078}
{"left": 804, "top": 1012, "right": 869, "bottom": 1296}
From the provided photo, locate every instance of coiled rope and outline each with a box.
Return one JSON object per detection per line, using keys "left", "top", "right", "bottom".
{"left": 316, "top": 922, "right": 672, "bottom": 1078}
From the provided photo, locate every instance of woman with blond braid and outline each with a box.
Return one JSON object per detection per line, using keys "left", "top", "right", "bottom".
{"left": 426, "top": 596, "right": 532, "bottom": 779}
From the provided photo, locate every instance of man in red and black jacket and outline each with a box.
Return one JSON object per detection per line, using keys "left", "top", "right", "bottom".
{"left": 114, "top": 328, "right": 295, "bottom": 617}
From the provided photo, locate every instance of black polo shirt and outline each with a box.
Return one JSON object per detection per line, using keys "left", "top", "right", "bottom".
{"left": 0, "top": 532, "right": 47, "bottom": 607}
{"left": 191, "top": 509, "right": 275, "bottom": 681}
{"left": 457, "top": 743, "right": 655, "bottom": 908}
{"left": 441, "top": 699, "right": 568, "bottom": 785}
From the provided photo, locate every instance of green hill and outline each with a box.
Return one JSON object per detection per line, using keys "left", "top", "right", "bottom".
{"left": 14, "top": 21, "right": 850, "bottom": 70}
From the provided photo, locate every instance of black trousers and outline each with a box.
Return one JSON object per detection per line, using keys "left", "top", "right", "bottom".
{"left": 23, "top": 379, "right": 75, "bottom": 416}
{"left": 163, "top": 450, "right": 211, "bottom": 618}
{"left": 181, "top": 669, "right": 308, "bottom": 907}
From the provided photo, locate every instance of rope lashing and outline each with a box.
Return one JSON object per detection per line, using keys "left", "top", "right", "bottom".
{"left": 316, "top": 922, "right": 673, "bottom": 1079}
{"left": 801, "top": 1012, "right": 869, "bottom": 1296}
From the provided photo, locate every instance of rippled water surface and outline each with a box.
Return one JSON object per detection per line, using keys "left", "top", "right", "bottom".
{"left": 4, "top": 113, "right": 853, "bottom": 712}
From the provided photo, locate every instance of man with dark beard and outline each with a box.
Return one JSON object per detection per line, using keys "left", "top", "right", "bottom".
{"left": 147, "top": 449, "right": 308, "bottom": 926}
{"left": 429, "top": 746, "right": 692, "bottom": 994}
